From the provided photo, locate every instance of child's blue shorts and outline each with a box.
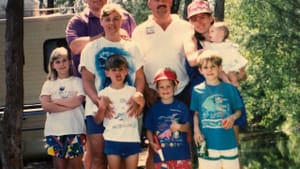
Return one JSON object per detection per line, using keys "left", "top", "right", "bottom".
{"left": 104, "top": 140, "right": 141, "bottom": 158}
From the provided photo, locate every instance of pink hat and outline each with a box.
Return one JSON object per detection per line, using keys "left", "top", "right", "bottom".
{"left": 153, "top": 68, "right": 179, "bottom": 84}
{"left": 187, "top": 0, "right": 212, "bottom": 18}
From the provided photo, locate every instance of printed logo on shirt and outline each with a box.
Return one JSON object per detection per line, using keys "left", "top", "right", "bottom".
{"left": 146, "top": 26, "right": 155, "bottom": 34}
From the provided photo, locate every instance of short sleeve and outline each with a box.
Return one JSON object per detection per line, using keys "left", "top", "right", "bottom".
{"left": 40, "top": 80, "right": 51, "bottom": 97}
{"left": 73, "top": 77, "right": 85, "bottom": 96}
{"left": 144, "top": 108, "right": 155, "bottom": 132}
{"left": 65, "top": 14, "right": 88, "bottom": 45}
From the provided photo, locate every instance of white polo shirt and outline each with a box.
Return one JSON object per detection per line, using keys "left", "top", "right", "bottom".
{"left": 132, "top": 14, "right": 192, "bottom": 95}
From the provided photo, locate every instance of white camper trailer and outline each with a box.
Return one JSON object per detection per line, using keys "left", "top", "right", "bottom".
{"left": 0, "top": 13, "right": 73, "bottom": 160}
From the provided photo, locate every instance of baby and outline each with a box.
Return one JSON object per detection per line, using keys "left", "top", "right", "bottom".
{"left": 203, "top": 22, "right": 248, "bottom": 87}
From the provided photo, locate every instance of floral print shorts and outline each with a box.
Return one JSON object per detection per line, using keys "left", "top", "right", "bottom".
{"left": 45, "top": 134, "right": 86, "bottom": 159}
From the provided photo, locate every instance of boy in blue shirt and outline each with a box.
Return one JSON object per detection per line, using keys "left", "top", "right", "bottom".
{"left": 191, "top": 50, "right": 242, "bottom": 169}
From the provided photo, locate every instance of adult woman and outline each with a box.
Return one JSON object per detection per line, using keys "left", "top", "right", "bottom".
{"left": 184, "top": 0, "right": 247, "bottom": 88}
{"left": 184, "top": 0, "right": 247, "bottom": 152}
{"left": 79, "top": 3, "right": 145, "bottom": 169}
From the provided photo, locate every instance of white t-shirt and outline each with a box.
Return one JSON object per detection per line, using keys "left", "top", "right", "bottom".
{"left": 40, "top": 76, "right": 86, "bottom": 136}
{"left": 132, "top": 14, "right": 192, "bottom": 95}
{"left": 79, "top": 37, "right": 143, "bottom": 116}
{"left": 203, "top": 41, "right": 248, "bottom": 73}
{"left": 98, "top": 85, "right": 140, "bottom": 142}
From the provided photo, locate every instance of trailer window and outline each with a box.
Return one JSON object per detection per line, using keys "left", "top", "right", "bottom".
{"left": 43, "top": 38, "right": 70, "bottom": 73}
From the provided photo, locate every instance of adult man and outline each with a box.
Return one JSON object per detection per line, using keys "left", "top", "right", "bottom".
{"left": 66, "top": 0, "right": 136, "bottom": 77}
{"left": 65, "top": 1, "right": 137, "bottom": 169}
{"left": 132, "top": 0, "right": 192, "bottom": 106}
{"left": 132, "top": 0, "right": 193, "bottom": 168}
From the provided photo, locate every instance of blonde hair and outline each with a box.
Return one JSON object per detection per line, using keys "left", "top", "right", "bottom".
{"left": 47, "top": 47, "right": 72, "bottom": 80}
{"left": 100, "top": 3, "right": 124, "bottom": 20}
{"left": 197, "top": 50, "right": 222, "bottom": 68}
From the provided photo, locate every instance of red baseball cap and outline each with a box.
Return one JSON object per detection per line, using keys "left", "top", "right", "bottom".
{"left": 153, "top": 68, "right": 179, "bottom": 84}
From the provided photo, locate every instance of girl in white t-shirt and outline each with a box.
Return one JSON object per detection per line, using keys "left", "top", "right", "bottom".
{"left": 40, "top": 47, "right": 86, "bottom": 169}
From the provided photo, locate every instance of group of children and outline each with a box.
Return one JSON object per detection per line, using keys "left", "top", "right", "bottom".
{"left": 40, "top": 48, "right": 246, "bottom": 169}
{"left": 40, "top": 2, "right": 248, "bottom": 169}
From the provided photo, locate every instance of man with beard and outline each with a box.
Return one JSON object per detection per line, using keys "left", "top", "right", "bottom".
{"left": 132, "top": 0, "right": 193, "bottom": 168}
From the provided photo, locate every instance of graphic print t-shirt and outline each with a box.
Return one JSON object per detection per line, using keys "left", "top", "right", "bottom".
{"left": 144, "top": 99, "right": 192, "bottom": 162}
{"left": 190, "top": 82, "right": 243, "bottom": 150}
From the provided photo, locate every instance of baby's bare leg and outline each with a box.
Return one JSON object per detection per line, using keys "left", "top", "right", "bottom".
{"left": 219, "top": 71, "right": 231, "bottom": 83}
{"left": 228, "top": 72, "right": 240, "bottom": 87}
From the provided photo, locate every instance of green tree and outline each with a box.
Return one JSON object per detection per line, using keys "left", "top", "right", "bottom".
{"left": 226, "top": 0, "right": 300, "bottom": 131}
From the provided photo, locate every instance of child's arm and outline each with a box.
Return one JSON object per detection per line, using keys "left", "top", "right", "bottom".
{"left": 146, "top": 130, "right": 160, "bottom": 152}
{"left": 193, "top": 111, "right": 205, "bottom": 145}
{"left": 53, "top": 95, "right": 84, "bottom": 109}
{"left": 40, "top": 95, "right": 70, "bottom": 113}
{"left": 222, "top": 109, "right": 242, "bottom": 129}
{"left": 170, "top": 121, "right": 191, "bottom": 133}
{"left": 94, "top": 96, "right": 112, "bottom": 123}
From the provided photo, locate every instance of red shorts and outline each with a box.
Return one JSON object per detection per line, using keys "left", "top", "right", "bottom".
{"left": 155, "top": 160, "right": 192, "bottom": 169}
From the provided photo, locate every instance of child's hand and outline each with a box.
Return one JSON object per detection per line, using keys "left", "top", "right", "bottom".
{"left": 94, "top": 96, "right": 113, "bottom": 123}
{"left": 170, "top": 120, "right": 180, "bottom": 132}
{"left": 194, "top": 129, "right": 205, "bottom": 146}
{"left": 149, "top": 141, "right": 160, "bottom": 152}
{"left": 127, "top": 92, "right": 145, "bottom": 117}
{"left": 222, "top": 116, "right": 235, "bottom": 129}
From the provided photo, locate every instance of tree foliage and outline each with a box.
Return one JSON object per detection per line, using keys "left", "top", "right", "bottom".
{"left": 225, "top": 0, "right": 300, "bottom": 131}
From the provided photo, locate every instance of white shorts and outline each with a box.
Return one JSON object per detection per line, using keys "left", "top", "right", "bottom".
{"left": 198, "top": 148, "right": 240, "bottom": 169}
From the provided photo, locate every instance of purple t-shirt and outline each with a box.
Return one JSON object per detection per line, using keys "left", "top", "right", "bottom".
{"left": 65, "top": 8, "right": 136, "bottom": 77}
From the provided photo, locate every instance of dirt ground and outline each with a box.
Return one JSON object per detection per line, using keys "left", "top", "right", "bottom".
{"left": 23, "top": 148, "right": 148, "bottom": 169}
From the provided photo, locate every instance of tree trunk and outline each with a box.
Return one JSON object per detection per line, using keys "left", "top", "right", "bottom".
{"left": 171, "top": 0, "right": 181, "bottom": 14}
{"left": 1, "top": 0, "right": 24, "bottom": 168}
{"left": 214, "top": 0, "right": 225, "bottom": 21}
{"left": 183, "top": 0, "right": 192, "bottom": 20}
